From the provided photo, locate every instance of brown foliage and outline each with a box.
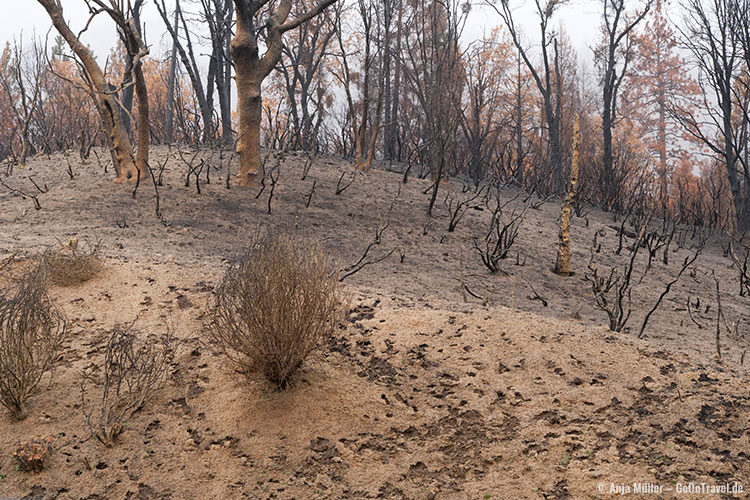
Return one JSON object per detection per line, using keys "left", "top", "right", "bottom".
{"left": 11, "top": 435, "right": 54, "bottom": 472}
{"left": 81, "top": 323, "right": 174, "bottom": 447}
{"left": 0, "top": 270, "right": 68, "bottom": 420}
{"left": 209, "top": 234, "right": 341, "bottom": 388}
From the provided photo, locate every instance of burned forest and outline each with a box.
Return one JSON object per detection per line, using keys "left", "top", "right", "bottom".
{"left": 0, "top": 1, "right": 748, "bottom": 499}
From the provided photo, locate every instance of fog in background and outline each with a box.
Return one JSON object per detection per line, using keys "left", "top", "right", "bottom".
{"left": 1, "top": 0, "right": 671, "bottom": 113}
{"left": 1, "top": 1, "right": 603, "bottom": 65}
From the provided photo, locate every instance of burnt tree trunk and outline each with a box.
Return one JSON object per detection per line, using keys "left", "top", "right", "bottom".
{"left": 554, "top": 115, "right": 580, "bottom": 276}
{"left": 165, "top": 6, "right": 179, "bottom": 144}
{"left": 231, "top": 0, "right": 338, "bottom": 186}
{"left": 37, "top": 0, "right": 139, "bottom": 182}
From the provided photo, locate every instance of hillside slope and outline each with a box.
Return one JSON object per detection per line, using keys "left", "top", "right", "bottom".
{"left": 0, "top": 148, "right": 747, "bottom": 499}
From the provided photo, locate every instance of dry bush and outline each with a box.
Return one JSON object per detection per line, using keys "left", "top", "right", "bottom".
{"left": 209, "top": 234, "right": 341, "bottom": 388}
{"left": 585, "top": 256, "right": 635, "bottom": 332}
{"left": 0, "top": 270, "right": 68, "bottom": 420}
{"left": 0, "top": 254, "right": 38, "bottom": 285}
{"left": 0, "top": 253, "right": 16, "bottom": 274}
{"left": 81, "top": 323, "right": 174, "bottom": 447}
{"left": 11, "top": 435, "right": 54, "bottom": 472}
{"left": 474, "top": 206, "right": 528, "bottom": 274}
{"left": 0, "top": 254, "right": 18, "bottom": 289}
{"left": 42, "top": 238, "right": 102, "bottom": 286}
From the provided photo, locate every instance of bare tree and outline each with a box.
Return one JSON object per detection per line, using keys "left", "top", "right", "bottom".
{"left": 277, "top": 0, "right": 337, "bottom": 152}
{"left": 331, "top": 0, "right": 385, "bottom": 169}
{"left": 729, "top": 0, "right": 750, "bottom": 232}
{"left": 402, "top": 0, "right": 467, "bottom": 215}
{"left": 676, "top": 0, "right": 748, "bottom": 232}
{"left": 459, "top": 35, "right": 510, "bottom": 183}
{"left": 231, "top": 0, "right": 339, "bottom": 186}
{"left": 0, "top": 38, "right": 45, "bottom": 166}
{"left": 199, "top": 0, "right": 235, "bottom": 144}
{"left": 117, "top": 0, "right": 145, "bottom": 135}
{"left": 164, "top": 6, "right": 179, "bottom": 144}
{"left": 596, "top": 0, "right": 653, "bottom": 211}
{"left": 154, "top": 0, "right": 216, "bottom": 143}
{"left": 554, "top": 115, "right": 580, "bottom": 275}
{"left": 382, "top": 0, "right": 401, "bottom": 161}
{"left": 36, "top": 0, "right": 147, "bottom": 182}
{"left": 488, "top": 0, "right": 567, "bottom": 190}
{"left": 106, "top": 0, "right": 151, "bottom": 180}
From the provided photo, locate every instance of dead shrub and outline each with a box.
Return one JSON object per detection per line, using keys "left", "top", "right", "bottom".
{"left": 42, "top": 238, "right": 102, "bottom": 286}
{"left": 0, "top": 270, "right": 68, "bottom": 420}
{"left": 11, "top": 435, "right": 54, "bottom": 472}
{"left": 0, "top": 254, "right": 38, "bottom": 286}
{"left": 0, "top": 253, "right": 15, "bottom": 274}
{"left": 81, "top": 323, "right": 174, "bottom": 447}
{"left": 209, "top": 234, "right": 341, "bottom": 388}
{"left": 473, "top": 189, "right": 529, "bottom": 274}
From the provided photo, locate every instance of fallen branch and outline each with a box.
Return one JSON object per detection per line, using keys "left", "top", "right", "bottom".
{"left": 686, "top": 296, "right": 704, "bottom": 330}
{"left": 638, "top": 245, "right": 702, "bottom": 338}
{"left": 0, "top": 177, "right": 41, "bottom": 210}
{"left": 267, "top": 164, "right": 280, "bottom": 215}
{"left": 526, "top": 281, "right": 548, "bottom": 307}
{"left": 714, "top": 276, "right": 722, "bottom": 360}
{"left": 335, "top": 171, "right": 356, "bottom": 195}
{"left": 28, "top": 176, "right": 48, "bottom": 194}
{"left": 306, "top": 180, "right": 316, "bottom": 208}
{"left": 456, "top": 279, "right": 486, "bottom": 304}
{"left": 338, "top": 241, "right": 395, "bottom": 282}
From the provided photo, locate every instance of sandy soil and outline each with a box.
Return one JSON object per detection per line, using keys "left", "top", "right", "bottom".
{"left": 0, "top": 147, "right": 748, "bottom": 499}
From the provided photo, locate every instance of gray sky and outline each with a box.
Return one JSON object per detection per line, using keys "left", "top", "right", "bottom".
{"left": 1, "top": 1, "right": 176, "bottom": 60}
{"left": 2, "top": 1, "right": 604, "bottom": 66}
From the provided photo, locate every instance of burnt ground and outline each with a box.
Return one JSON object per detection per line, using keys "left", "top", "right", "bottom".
{"left": 0, "top": 147, "right": 747, "bottom": 499}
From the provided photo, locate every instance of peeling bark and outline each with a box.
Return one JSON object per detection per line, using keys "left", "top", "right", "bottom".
{"left": 232, "top": 0, "right": 338, "bottom": 186}
{"left": 36, "top": 0, "right": 139, "bottom": 182}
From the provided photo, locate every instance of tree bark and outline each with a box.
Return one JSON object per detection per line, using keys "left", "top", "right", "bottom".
{"left": 232, "top": 0, "right": 338, "bottom": 186}
{"left": 119, "top": 14, "right": 150, "bottom": 181}
{"left": 132, "top": 44, "right": 150, "bottom": 177}
{"left": 231, "top": 4, "right": 264, "bottom": 185}
{"left": 554, "top": 115, "right": 580, "bottom": 276}
{"left": 236, "top": 73, "right": 263, "bottom": 185}
{"left": 155, "top": 0, "right": 214, "bottom": 143}
{"left": 36, "top": 0, "right": 139, "bottom": 182}
{"left": 165, "top": 6, "right": 179, "bottom": 144}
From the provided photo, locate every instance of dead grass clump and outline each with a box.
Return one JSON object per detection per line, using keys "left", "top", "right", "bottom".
{"left": 11, "top": 435, "right": 54, "bottom": 472}
{"left": 209, "top": 234, "right": 340, "bottom": 388}
{"left": 0, "top": 254, "right": 37, "bottom": 286}
{"left": 42, "top": 238, "right": 102, "bottom": 286}
{"left": 0, "top": 253, "right": 16, "bottom": 274}
{"left": 81, "top": 323, "right": 174, "bottom": 447}
{"left": 0, "top": 270, "right": 68, "bottom": 420}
